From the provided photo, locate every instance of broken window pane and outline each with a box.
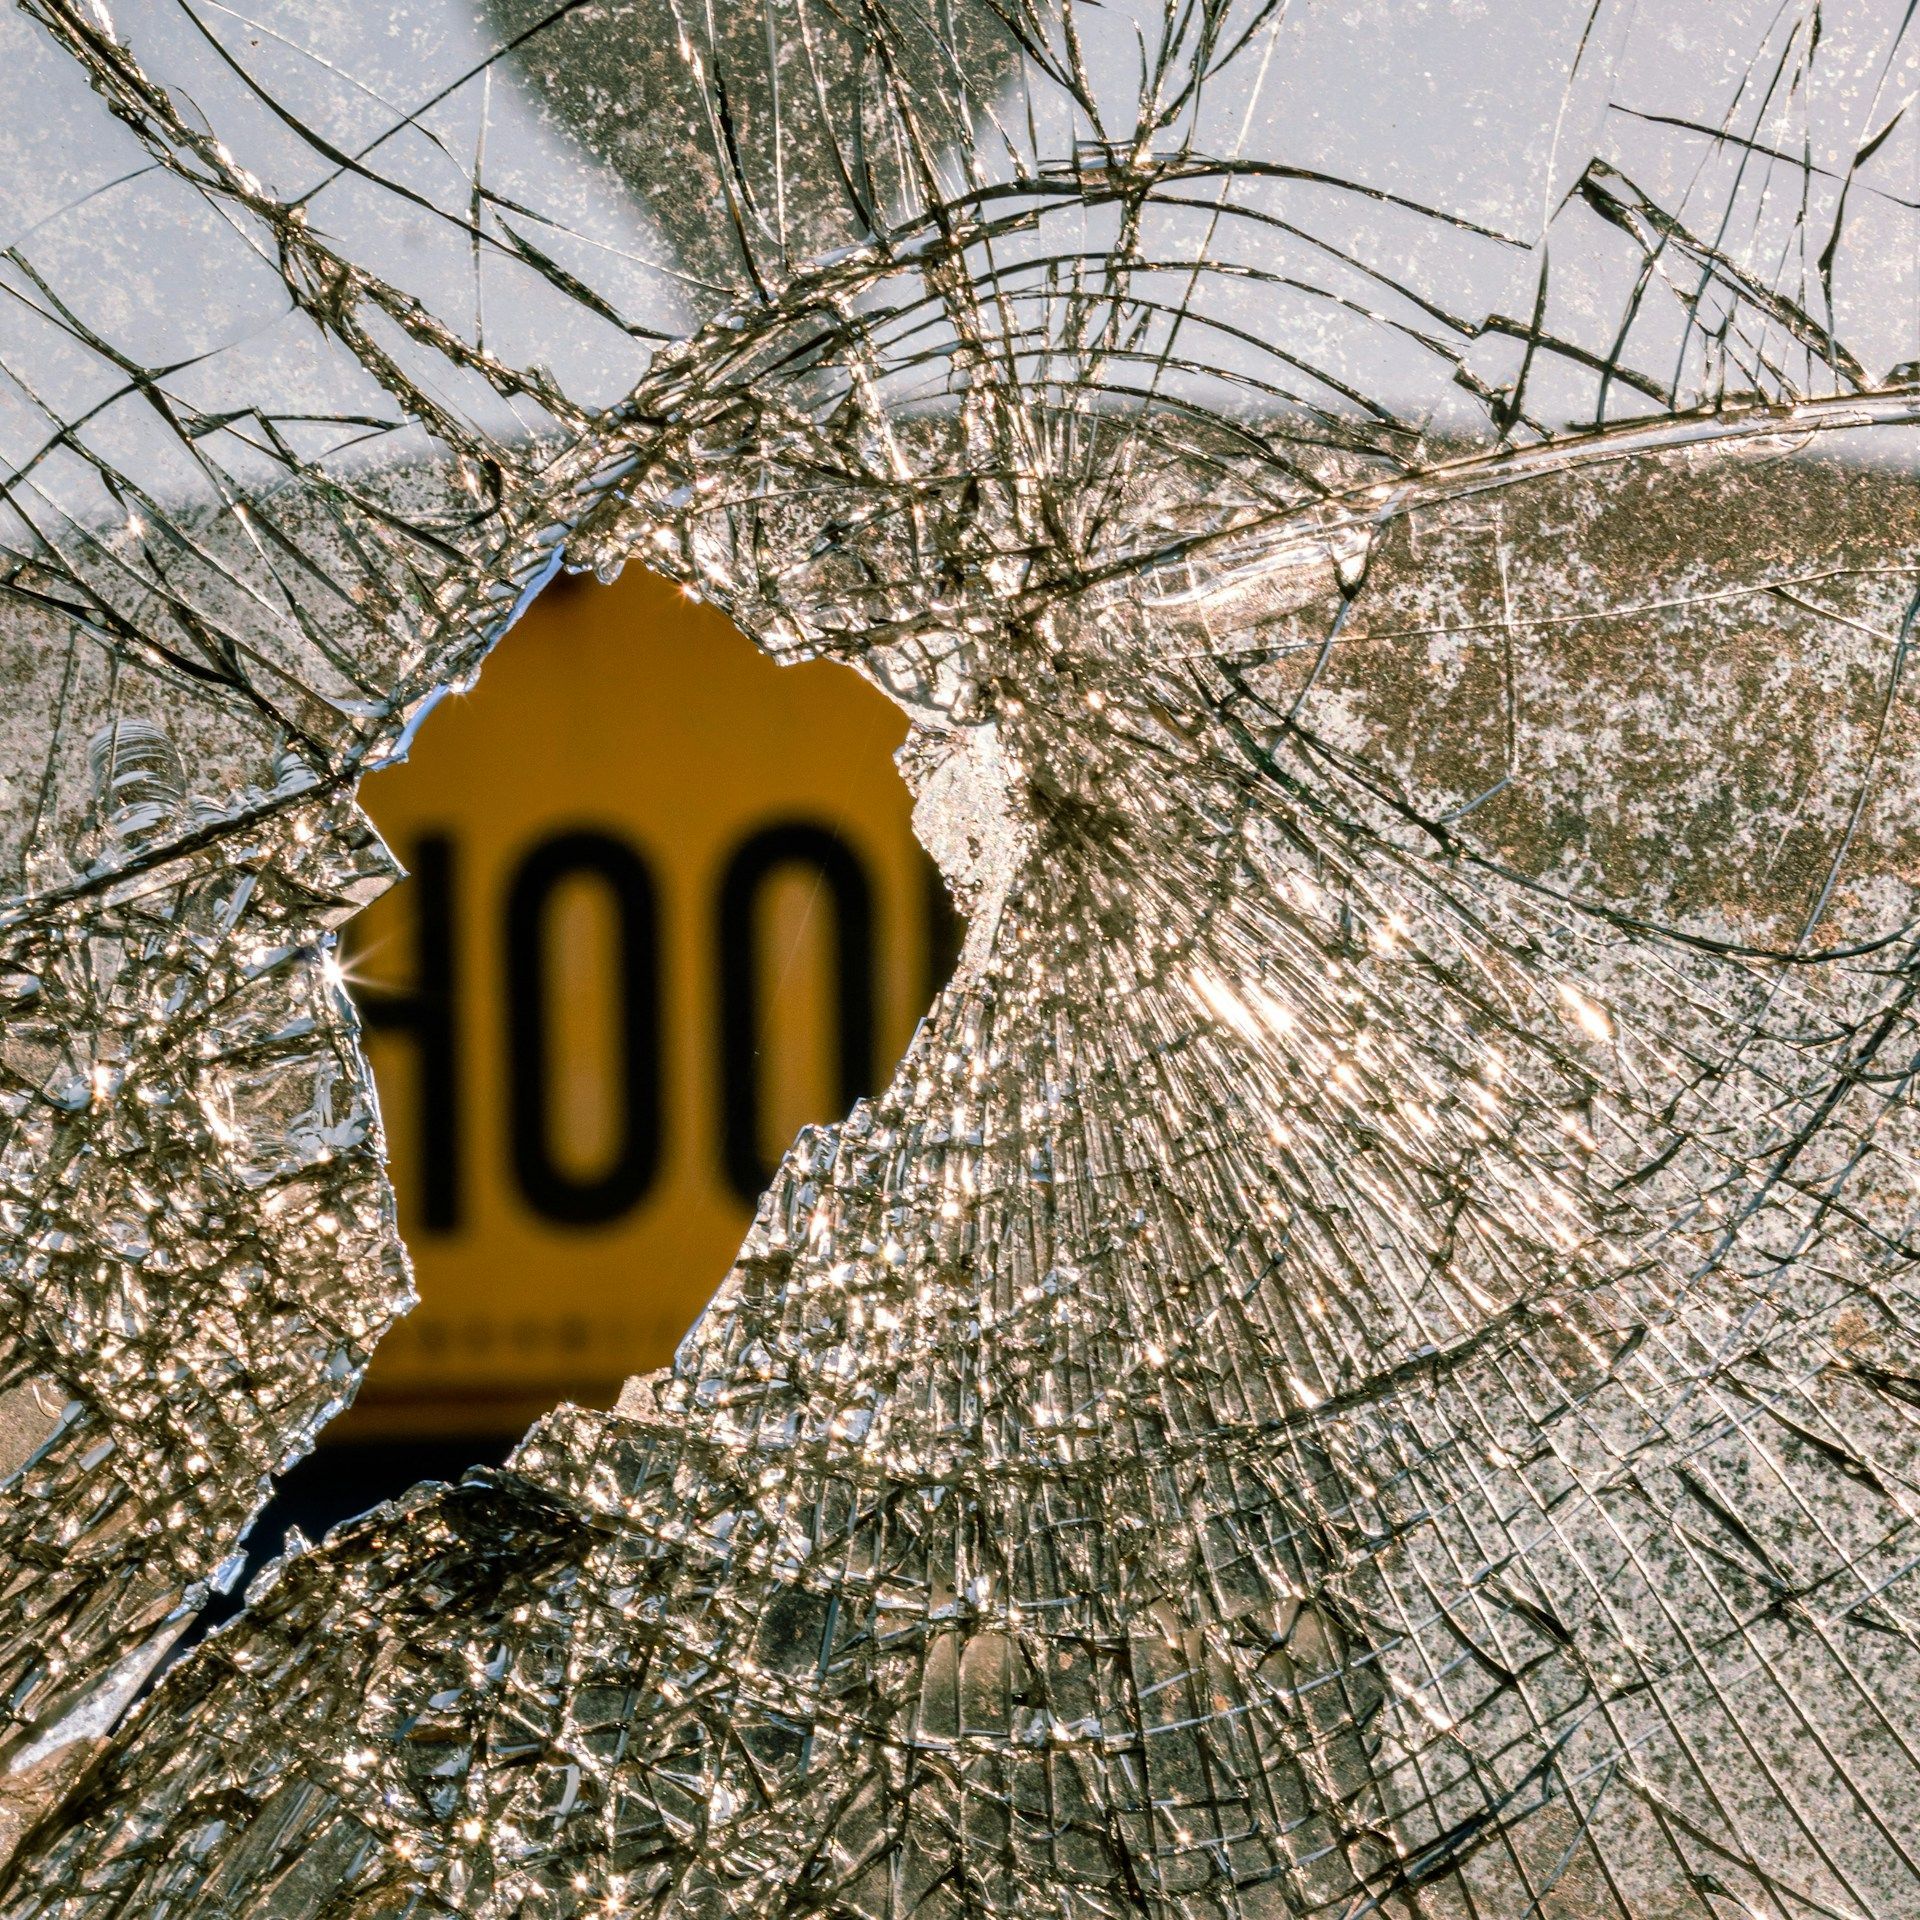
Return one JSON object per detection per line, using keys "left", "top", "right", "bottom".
{"left": 5, "top": 1, "right": 1920, "bottom": 1912}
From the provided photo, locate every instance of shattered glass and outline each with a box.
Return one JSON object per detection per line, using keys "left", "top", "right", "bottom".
{"left": 5, "top": 0, "right": 1920, "bottom": 1911}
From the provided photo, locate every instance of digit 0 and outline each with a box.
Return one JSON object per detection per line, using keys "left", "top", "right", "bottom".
{"left": 504, "top": 829, "right": 664, "bottom": 1226}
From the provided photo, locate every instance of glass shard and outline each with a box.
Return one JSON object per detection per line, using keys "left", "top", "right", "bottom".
{"left": 4, "top": 2, "right": 1920, "bottom": 1913}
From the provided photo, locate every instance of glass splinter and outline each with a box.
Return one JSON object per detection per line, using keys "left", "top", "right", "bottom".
{"left": 4, "top": 2, "right": 1920, "bottom": 1913}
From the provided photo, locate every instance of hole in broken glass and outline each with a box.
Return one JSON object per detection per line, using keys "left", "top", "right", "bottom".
{"left": 342, "top": 560, "right": 961, "bottom": 1435}
{"left": 180, "top": 557, "right": 966, "bottom": 1644}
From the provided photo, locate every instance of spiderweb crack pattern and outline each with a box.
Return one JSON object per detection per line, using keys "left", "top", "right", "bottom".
{"left": 4, "top": 2, "right": 1920, "bottom": 1913}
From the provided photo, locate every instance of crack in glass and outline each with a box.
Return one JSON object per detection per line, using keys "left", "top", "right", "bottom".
{"left": 4, "top": 1, "right": 1920, "bottom": 1912}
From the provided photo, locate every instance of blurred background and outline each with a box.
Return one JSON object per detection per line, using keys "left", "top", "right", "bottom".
{"left": 206, "top": 565, "right": 959, "bottom": 1621}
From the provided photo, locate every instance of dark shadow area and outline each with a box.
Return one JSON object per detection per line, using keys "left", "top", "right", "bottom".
{"left": 182, "top": 1435, "right": 520, "bottom": 1651}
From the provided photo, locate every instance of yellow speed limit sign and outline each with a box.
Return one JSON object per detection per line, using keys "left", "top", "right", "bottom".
{"left": 343, "top": 566, "right": 956, "bottom": 1436}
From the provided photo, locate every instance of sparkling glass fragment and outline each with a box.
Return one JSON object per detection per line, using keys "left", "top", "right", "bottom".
{"left": 5, "top": 2, "right": 1920, "bottom": 1914}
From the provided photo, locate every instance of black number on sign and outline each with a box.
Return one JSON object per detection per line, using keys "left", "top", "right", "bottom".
{"left": 717, "top": 823, "right": 875, "bottom": 1203}
{"left": 504, "top": 830, "right": 663, "bottom": 1225}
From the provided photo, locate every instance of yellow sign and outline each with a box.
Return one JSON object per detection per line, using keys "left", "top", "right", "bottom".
{"left": 342, "top": 567, "right": 954, "bottom": 1436}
